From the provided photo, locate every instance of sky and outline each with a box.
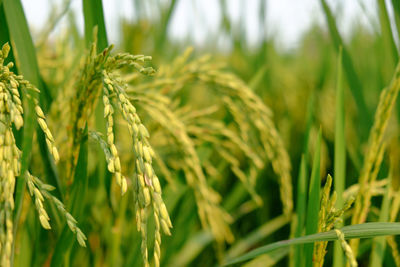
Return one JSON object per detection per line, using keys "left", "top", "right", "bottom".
{"left": 21, "top": 0, "right": 380, "bottom": 50}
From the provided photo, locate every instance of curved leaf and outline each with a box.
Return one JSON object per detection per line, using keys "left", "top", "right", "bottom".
{"left": 224, "top": 222, "right": 400, "bottom": 266}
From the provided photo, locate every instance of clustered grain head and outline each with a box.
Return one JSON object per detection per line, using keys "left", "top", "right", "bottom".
{"left": 351, "top": 62, "right": 400, "bottom": 254}
{"left": 103, "top": 72, "right": 172, "bottom": 267}
{"left": 335, "top": 229, "right": 358, "bottom": 267}
{"left": 313, "top": 174, "right": 354, "bottom": 267}
{"left": 0, "top": 43, "right": 29, "bottom": 266}
{"left": 0, "top": 43, "right": 84, "bottom": 266}
{"left": 25, "top": 172, "right": 87, "bottom": 246}
{"left": 69, "top": 38, "right": 171, "bottom": 267}
{"left": 124, "top": 49, "right": 293, "bottom": 244}
{"left": 202, "top": 70, "right": 293, "bottom": 215}
{"left": 136, "top": 94, "right": 234, "bottom": 243}
{"left": 35, "top": 103, "right": 60, "bottom": 163}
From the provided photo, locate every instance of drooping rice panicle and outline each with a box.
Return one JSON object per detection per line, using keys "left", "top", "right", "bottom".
{"left": 125, "top": 50, "right": 293, "bottom": 239}
{"left": 335, "top": 229, "right": 358, "bottom": 267}
{"left": 0, "top": 43, "right": 29, "bottom": 265}
{"left": 167, "top": 54, "right": 288, "bottom": 213}
{"left": 66, "top": 38, "right": 171, "bottom": 266}
{"left": 136, "top": 95, "right": 234, "bottom": 243}
{"left": 34, "top": 101, "right": 60, "bottom": 163}
{"left": 103, "top": 73, "right": 172, "bottom": 266}
{"left": 204, "top": 70, "right": 293, "bottom": 215}
{"left": 351, "top": 62, "right": 400, "bottom": 253}
{"left": 25, "top": 172, "right": 86, "bottom": 246}
{"left": 0, "top": 42, "right": 82, "bottom": 265}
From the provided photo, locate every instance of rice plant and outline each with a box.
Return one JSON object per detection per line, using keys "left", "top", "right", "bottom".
{"left": 1, "top": 0, "right": 400, "bottom": 266}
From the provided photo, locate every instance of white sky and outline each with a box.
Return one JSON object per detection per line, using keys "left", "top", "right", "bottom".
{"left": 21, "top": 0, "right": 379, "bottom": 50}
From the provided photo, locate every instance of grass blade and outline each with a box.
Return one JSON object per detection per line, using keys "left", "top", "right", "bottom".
{"left": 243, "top": 247, "right": 289, "bottom": 267}
{"left": 292, "top": 92, "right": 315, "bottom": 267}
{"left": 224, "top": 222, "right": 400, "bottom": 266}
{"left": 320, "top": 0, "right": 371, "bottom": 137}
{"left": 248, "top": 64, "right": 267, "bottom": 92}
{"left": 392, "top": 0, "right": 400, "bottom": 41}
{"left": 304, "top": 129, "right": 321, "bottom": 266}
{"left": 369, "top": 173, "right": 392, "bottom": 267}
{"left": 50, "top": 129, "right": 88, "bottom": 267}
{"left": 293, "top": 155, "right": 308, "bottom": 267}
{"left": 0, "top": 3, "right": 15, "bottom": 72}
{"left": 2, "top": 0, "right": 41, "bottom": 85}
{"left": 2, "top": 0, "right": 52, "bottom": 105}
{"left": 224, "top": 214, "right": 290, "bottom": 261}
{"left": 82, "top": 0, "right": 108, "bottom": 50}
{"left": 156, "top": 0, "right": 178, "bottom": 51}
{"left": 333, "top": 47, "right": 346, "bottom": 267}
{"left": 303, "top": 92, "right": 315, "bottom": 161}
{"left": 377, "top": 0, "right": 399, "bottom": 64}
{"left": 168, "top": 231, "right": 213, "bottom": 267}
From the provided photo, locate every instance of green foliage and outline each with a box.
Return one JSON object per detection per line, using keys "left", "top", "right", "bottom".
{"left": 1, "top": 1, "right": 400, "bottom": 267}
{"left": 225, "top": 222, "right": 400, "bottom": 265}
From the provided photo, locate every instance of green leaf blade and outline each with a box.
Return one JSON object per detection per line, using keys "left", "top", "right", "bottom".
{"left": 224, "top": 223, "right": 400, "bottom": 266}
{"left": 304, "top": 129, "right": 321, "bottom": 266}
{"left": 333, "top": 46, "right": 346, "bottom": 267}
